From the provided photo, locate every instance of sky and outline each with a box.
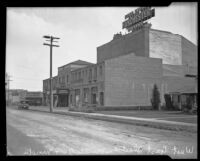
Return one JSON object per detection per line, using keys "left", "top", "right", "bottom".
{"left": 6, "top": 2, "right": 197, "bottom": 91}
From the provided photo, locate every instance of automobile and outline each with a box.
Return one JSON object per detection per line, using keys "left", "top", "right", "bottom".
{"left": 18, "top": 101, "right": 29, "bottom": 110}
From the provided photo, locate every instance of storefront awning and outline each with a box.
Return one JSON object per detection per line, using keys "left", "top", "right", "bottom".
{"left": 57, "top": 89, "right": 69, "bottom": 94}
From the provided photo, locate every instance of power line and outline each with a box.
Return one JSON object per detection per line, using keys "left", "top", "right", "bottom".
{"left": 12, "top": 76, "right": 43, "bottom": 81}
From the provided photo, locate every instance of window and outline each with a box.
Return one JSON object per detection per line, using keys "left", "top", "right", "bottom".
{"left": 89, "top": 68, "right": 92, "bottom": 81}
{"left": 63, "top": 76, "right": 65, "bottom": 83}
{"left": 75, "top": 72, "right": 77, "bottom": 80}
{"left": 83, "top": 88, "right": 89, "bottom": 102}
{"left": 100, "top": 92, "right": 104, "bottom": 106}
{"left": 94, "top": 67, "right": 97, "bottom": 80}
{"left": 67, "top": 75, "right": 69, "bottom": 83}
{"left": 99, "top": 65, "right": 103, "bottom": 76}
{"left": 78, "top": 71, "right": 81, "bottom": 80}
{"left": 70, "top": 94, "right": 72, "bottom": 104}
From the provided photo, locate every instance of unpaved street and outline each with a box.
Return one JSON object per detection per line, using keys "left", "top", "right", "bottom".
{"left": 6, "top": 107, "right": 197, "bottom": 158}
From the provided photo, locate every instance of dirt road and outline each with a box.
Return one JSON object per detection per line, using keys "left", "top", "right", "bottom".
{"left": 6, "top": 107, "right": 197, "bottom": 158}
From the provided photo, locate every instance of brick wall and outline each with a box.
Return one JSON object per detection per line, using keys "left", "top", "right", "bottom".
{"left": 70, "top": 62, "right": 105, "bottom": 86}
{"left": 104, "top": 53, "right": 162, "bottom": 106}
{"left": 162, "top": 64, "right": 185, "bottom": 77}
{"left": 149, "top": 29, "right": 182, "bottom": 65}
{"left": 162, "top": 76, "right": 196, "bottom": 93}
{"left": 181, "top": 36, "right": 197, "bottom": 67}
{"left": 97, "top": 26, "right": 150, "bottom": 63}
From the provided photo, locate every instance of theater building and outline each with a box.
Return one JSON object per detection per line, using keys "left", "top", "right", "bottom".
{"left": 43, "top": 8, "right": 197, "bottom": 109}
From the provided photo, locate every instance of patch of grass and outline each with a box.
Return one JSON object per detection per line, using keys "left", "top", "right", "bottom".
{"left": 68, "top": 106, "right": 95, "bottom": 113}
{"left": 68, "top": 106, "right": 153, "bottom": 113}
{"left": 95, "top": 106, "right": 152, "bottom": 111}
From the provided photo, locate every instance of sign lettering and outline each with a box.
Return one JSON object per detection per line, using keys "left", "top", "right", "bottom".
{"left": 122, "top": 7, "right": 155, "bottom": 32}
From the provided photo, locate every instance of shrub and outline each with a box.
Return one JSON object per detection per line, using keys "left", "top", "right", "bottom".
{"left": 151, "top": 84, "right": 161, "bottom": 110}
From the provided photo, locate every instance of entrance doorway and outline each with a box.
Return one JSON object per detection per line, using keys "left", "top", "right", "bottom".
{"left": 92, "top": 93, "right": 97, "bottom": 104}
{"left": 58, "top": 94, "right": 68, "bottom": 107}
{"left": 75, "top": 89, "right": 80, "bottom": 107}
{"left": 91, "top": 87, "right": 98, "bottom": 105}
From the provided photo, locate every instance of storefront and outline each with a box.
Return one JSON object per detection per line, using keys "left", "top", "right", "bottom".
{"left": 25, "top": 92, "right": 43, "bottom": 106}
{"left": 56, "top": 89, "right": 69, "bottom": 107}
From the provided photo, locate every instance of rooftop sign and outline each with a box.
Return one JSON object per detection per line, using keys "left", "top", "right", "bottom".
{"left": 122, "top": 7, "right": 155, "bottom": 32}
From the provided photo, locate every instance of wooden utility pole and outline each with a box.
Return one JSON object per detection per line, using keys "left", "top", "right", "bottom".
{"left": 6, "top": 74, "right": 12, "bottom": 106}
{"left": 43, "top": 35, "right": 60, "bottom": 112}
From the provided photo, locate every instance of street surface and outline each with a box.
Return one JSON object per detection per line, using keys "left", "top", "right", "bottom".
{"left": 6, "top": 107, "right": 197, "bottom": 158}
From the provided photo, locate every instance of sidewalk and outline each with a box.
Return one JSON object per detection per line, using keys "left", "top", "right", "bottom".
{"left": 28, "top": 106, "right": 197, "bottom": 133}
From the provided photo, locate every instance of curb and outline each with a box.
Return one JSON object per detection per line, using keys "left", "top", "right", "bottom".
{"left": 27, "top": 108, "right": 197, "bottom": 133}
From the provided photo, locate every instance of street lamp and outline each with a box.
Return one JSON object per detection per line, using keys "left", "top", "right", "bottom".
{"left": 43, "top": 35, "right": 60, "bottom": 112}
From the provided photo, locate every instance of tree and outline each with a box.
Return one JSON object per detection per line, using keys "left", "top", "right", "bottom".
{"left": 151, "top": 84, "right": 161, "bottom": 110}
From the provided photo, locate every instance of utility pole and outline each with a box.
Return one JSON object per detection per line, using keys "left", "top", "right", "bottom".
{"left": 43, "top": 35, "right": 60, "bottom": 112}
{"left": 6, "top": 74, "right": 12, "bottom": 106}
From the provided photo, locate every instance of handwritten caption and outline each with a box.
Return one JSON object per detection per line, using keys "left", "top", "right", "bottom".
{"left": 23, "top": 144, "right": 194, "bottom": 156}
{"left": 114, "top": 144, "right": 194, "bottom": 156}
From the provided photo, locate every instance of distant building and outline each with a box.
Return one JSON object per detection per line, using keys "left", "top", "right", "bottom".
{"left": 5, "top": 89, "right": 43, "bottom": 106}
{"left": 25, "top": 91, "right": 43, "bottom": 106}
{"left": 6, "top": 89, "right": 28, "bottom": 105}
{"left": 43, "top": 23, "right": 197, "bottom": 110}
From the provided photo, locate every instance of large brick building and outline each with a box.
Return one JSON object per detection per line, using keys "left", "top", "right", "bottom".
{"left": 43, "top": 23, "right": 197, "bottom": 109}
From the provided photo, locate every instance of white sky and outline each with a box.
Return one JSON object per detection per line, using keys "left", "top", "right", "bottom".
{"left": 6, "top": 3, "right": 197, "bottom": 91}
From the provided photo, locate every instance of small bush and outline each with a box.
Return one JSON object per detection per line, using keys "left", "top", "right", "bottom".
{"left": 151, "top": 84, "right": 161, "bottom": 110}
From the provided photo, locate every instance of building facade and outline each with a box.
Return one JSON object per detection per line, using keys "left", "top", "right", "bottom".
{"left": 43, "top": 24, "right": 197, "bottom": 109}
{"left": 6, "top": 89, "right": 43, "bottom": 106}
{"left": 6, "top": 89, "right": 28, "bottom": 105}
{"left": 25, "top": 91, "right": 43, "bottom": 106}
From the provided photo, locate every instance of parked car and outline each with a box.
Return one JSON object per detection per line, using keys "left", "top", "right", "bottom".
{"left": 18, "top": 101, "right": 29, "bottom": 110}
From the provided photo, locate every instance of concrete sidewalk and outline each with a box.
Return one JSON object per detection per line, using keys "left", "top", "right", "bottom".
{"left": 28, "top": 106, "right": 197, "bottom": 133}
